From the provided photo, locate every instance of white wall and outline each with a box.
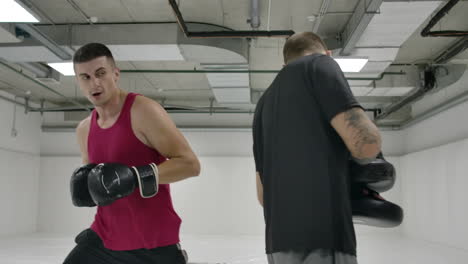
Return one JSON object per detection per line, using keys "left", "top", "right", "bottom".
{"left": 400, "top": 139, "right": 468, "bottom": 251}
{"left": 40, "top": 129, "right": 256, "bottom": 157}
{"left": 35, "top": 94, "right": 468, "bottom": 254}
{"left": 397, "top": 98, "right": 468, "bottom": 251}
{"left": 38, "top": 156, "right": 94, "bottom": 235}
{"left": 38, "top": 155, "right": 264, "bottom": 236}
{"left": 403, "top": 99, "right": 468, "bottom": 154}
{"left": 172, "top": 156, "right": 264, "bottom": 236}
{"left": 380, "top": 130, "right": 405, "bottom": 156}
{"left": 38, "top": 130, "right": 403, "bottom": 237}
{"left": 0, "top": 92, "right": 41, "bottom": 235}
{"left": 40, "top": 129, "right": 403, "bottom": 157}
{"left": 39, "top": 131, "right": 265, "bottom": 236}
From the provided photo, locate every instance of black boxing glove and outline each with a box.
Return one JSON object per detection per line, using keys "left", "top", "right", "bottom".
{"left": 351, "top": 184, "right": 404, "bottom": 228}
{"left": 70, "top": 164, "right": 97, "bottom": 207}
{"left": 87, "top": 163, "right": 159, "bottom": 206}
{"left": 349, "top": 152, "right": 395, "bottom": 193}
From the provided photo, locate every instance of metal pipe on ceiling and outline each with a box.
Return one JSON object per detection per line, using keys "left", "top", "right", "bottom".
{"left": 42, "top": 124, "right": 403, "bottom": 132}
{"left": 433, "top": 36, "right": 468, "bottom": 64}
{"left": 119, "top": 69, "right": 406, "bottom": 81}
{"left": 29, "top": 105, "right": 382, "bottom": 114}
{"left": 249, "top": 0, "right": 261, "bottom": 29}
{"left": 267, "top": 0, "right": 272, "bottom": 31}
{"left": 421, "top": 0, "right": 468, "bottom": 37}
{"left": 375, "top": 67, "right": 436, "bottom": 121}
{"left": 36, "top": 21, "right": 235, "bottom": 31}
{"left": 0, "top": 94, "right": 38, "bottom": 110}
{"left": 399, "top": 88, "right": 468, "bottom": 129}
{"left": 37, "top": 89, "right": 468, "bottom": 131}
{"left": 167, "top": 0, "right": 294, "bottom": 38}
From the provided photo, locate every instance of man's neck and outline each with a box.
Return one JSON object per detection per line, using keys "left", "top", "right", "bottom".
{"left": 95, "top": 90, "right": 128, "bottom": 121}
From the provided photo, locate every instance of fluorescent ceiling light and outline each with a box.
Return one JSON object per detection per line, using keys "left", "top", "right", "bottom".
{"left": 334, "top": 58, "right": 368, "bottom": 72}
{"left": 48, "top": 62, "right": 74, "bottom": 76}
{"left": 0, "top": 0, "right": 39, "bottom": 23}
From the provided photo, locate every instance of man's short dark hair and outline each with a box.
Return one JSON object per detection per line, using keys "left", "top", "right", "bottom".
{"left": 73, "top": 43, "right": 115, "bottom": 66}
{"left": 283, "top": 32, "right": 328, "bottom": 64}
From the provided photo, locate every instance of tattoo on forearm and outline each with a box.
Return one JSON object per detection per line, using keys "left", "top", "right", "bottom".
{"left": 344, "top": 108, "right": 379, "bottom": 157}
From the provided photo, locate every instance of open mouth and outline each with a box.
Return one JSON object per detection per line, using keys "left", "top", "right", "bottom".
{"left": 91, "top": 92, "right": 102, "bottom": 97}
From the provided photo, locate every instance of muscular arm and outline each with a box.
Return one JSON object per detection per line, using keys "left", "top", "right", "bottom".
{"left": 132, "top": 96, "right": 200, "bottom": 184}
{"left": 331, "top": 107, "right": 382, "bottom": 162}
{"left": 76, "top": 117, "right": 91, "bottom": 164}
{"left": 256, "top": 172, "right": 263, "bottom": 207}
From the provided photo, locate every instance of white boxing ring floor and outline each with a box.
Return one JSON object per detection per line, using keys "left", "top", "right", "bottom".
{"left": 0, "top": 232, "right": 467, "bottom": 264}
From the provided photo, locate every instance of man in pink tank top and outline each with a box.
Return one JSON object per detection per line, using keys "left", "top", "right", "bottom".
{"left": 64, "top": 43, "right": 201, "bottom": 264}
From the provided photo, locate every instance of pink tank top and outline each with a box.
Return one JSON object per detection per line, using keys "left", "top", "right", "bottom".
{"left": 88, "top": 93, "right": 181, "bottom": 250}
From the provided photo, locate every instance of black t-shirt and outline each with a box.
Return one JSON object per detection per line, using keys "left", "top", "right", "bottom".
{"left": 252, "top": 54, "right": 361, "bottom": 255}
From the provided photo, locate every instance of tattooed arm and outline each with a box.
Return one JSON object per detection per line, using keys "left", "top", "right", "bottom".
{"left": 330, "top": 107, "right": 382, "bottom": 163}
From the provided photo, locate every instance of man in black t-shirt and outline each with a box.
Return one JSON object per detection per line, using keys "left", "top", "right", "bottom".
{"left": 252, "top": 32, "right": 382, "bottom": 264}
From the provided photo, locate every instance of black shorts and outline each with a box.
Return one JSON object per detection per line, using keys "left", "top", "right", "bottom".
{"left": 63, "top": 229, "right": 188, "bottom": 264}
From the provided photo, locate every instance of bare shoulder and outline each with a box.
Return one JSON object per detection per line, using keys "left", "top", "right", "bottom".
{"left": 76, "top": 115, "right": 91, "bottom": 163}
{"left": 133, "top": 95, "right": 162, "bottom": 111}
{"left": 132, "top": 95, "right": 166, "bottom": 120}
{"left": 76, "top": 115, "right": 91, "bottom": 136}
{"left": 130, "top": 95, "right": 186, "bottom": 155}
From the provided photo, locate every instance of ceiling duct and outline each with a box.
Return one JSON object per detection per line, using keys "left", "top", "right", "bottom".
{"left": 167, "top": 0, "right": 294, "bottom": 38}
{"left": 340, "top": 0, "right": 384, "bottom": 56}
{"left": 15, "top": 24, "right": 72, "bottom": 60}
{"left": 407, "top": 64, "right": 468, "bottom": 117}
{"left": 0, "top": 59, "right": 90, "bottom": 111}
{"left": 375, "top": 63, "right": 467, "bottom": 122}
{"left": 202, "top": 64, "right": 252, "bottom": 108}
{"left": 375, "top": 65, "right": 435, "bottom": 120}
{"left": 17, "top": 62, "right": 60, "bottom": 84}
{"left": 35, "top": 68, "right": 61, "bottom": 85}
{"left": 0, "top": 23, "right": 250, "bottom": 62}
{"left": 0, "top": 22, "right": 252, "bottom": 108}
{"left": 0, "top": 24, "right": 22, "bottom": 43}
{"left": 341, "top": 1, "right": 442, "bottom": 94}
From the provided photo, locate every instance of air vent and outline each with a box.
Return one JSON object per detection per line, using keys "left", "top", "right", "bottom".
{"left": 36, "top": 69, "right": 61, "bottom": 85}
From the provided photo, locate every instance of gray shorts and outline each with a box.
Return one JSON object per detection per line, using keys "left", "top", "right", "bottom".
{"left": 267, "top": 248, "right": 357, "bottom": 264}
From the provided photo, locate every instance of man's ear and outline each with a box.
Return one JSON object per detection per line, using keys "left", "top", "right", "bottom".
{"left": 114, "top": 67, "right": 120, "bottom": 82}
{"left": 326, "top": 50, "right": 332, "bottom": 56}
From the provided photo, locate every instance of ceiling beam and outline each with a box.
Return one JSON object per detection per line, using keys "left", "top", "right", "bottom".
{"left": 17, "top": 62, "right": 50, "bottom": 78}
{"left": 399, "top": 88, "right": 468, "bottom": 129}
{"left": 434, "top": 36, "right": 468, "bottom": 64}
{"left": 16, "top": 0, "right": 56, "bottom": 24}
{"left": 15, "top": 24, "right": 72, "bottom": 60}
{"left": 312, "top": 0, "right": 332, "bottom": 33}
{"left": 356, "top": 96, "right": 401, "bottom": 102}
{"left": 0, "top": 59, "right": 90, "bottom": 111}
{"left": 340, "top": 0, "right": 384, "bottom": 55}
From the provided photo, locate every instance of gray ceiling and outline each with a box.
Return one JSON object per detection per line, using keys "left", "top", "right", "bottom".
{"left": 0, "top": 0, "right": 468, "bottom": 129}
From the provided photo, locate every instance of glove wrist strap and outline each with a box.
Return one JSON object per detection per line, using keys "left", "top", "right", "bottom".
{"left": 132, "top": 163, "right": 159, "bottom": 198}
